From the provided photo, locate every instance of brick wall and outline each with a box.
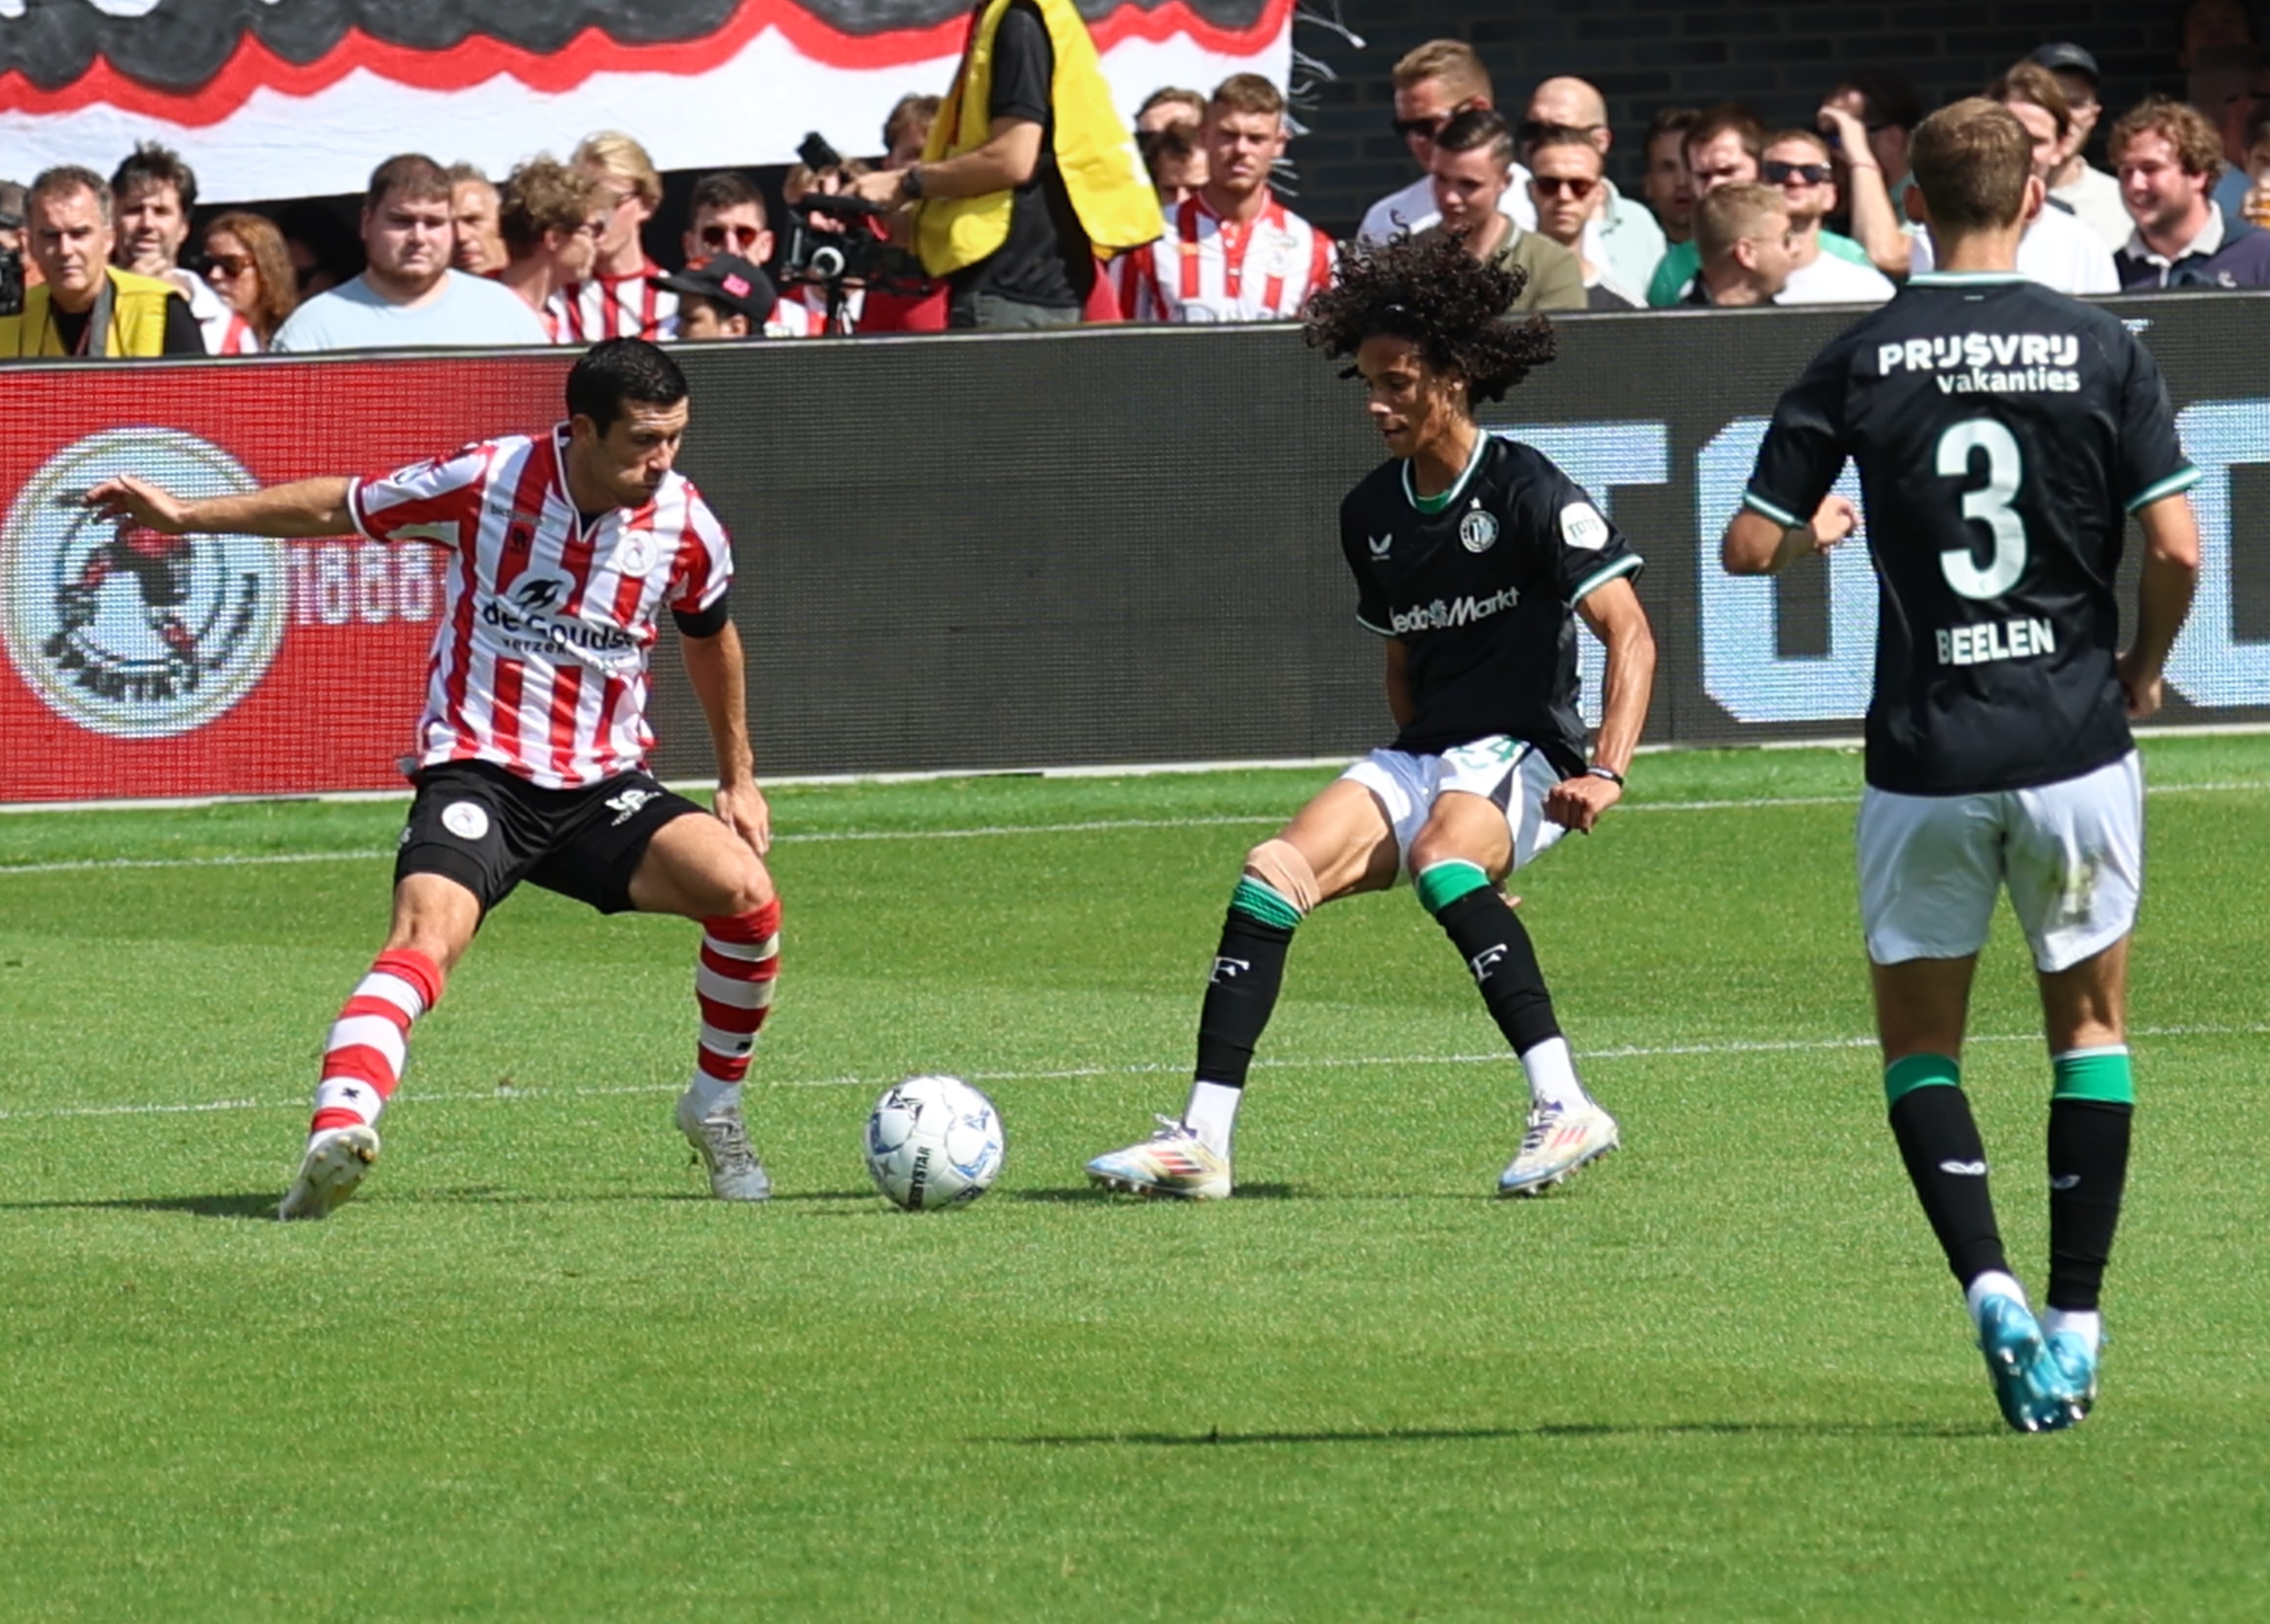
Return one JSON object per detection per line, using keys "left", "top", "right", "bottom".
{"left": 1282, "top": 0, "right": 2202, "bottom": 237}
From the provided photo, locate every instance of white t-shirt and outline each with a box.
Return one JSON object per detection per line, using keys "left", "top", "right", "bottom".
{"left": 1358, "top": 170, "right": 1536, "bottom": 244}
{"left": 1777, "top": 244, "right": 1896, "bottom": 305}
{"left": 272, "top": 268, "right": 551, "bottom": 352}
{"left": 1908, "top": 202, "right": 2119, "bottom": 295}
{"left": 2053, "top": 163, "right": 2132, "bottom": 252}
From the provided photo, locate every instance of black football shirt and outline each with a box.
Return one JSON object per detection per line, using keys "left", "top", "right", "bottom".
{"left": 1340, "top": 433, "right": 1643, "bottom": 775}
{"left": 1746, "top": 272, "right": 2198, "bottom": 795}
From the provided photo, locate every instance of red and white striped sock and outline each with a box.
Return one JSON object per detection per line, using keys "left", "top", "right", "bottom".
{"left": 687, "top": 900, "right": 781, "bottom": 1114}
{"left": 309, "top": 949, "right": 445, "bottom": 1134}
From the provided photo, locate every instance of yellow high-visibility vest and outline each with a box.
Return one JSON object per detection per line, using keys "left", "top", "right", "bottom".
{"left": 0, "top": 267, "right": 179, "bottom": 357}
{"left": 915, "top": 0, "right": 1164, "bottom": 278}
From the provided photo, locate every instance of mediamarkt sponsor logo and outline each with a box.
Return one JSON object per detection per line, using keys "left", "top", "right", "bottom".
{"left": 1391, "top": 584, "right": 1520, "bottom": 635}
{"left": 0, "top": 428, "right": 285, "bottom": 738}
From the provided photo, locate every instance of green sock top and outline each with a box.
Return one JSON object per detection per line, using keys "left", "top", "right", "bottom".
{"left": 1885, "top": 1052, "right": 1961, "bottom": 1107}
{"left": 2052, "top": 1047, "right": 2134, "bottom": 1106}
{"left": 1414, "top": 859, "right": 1493, "bottom": 917}
{"left": 1230, "top": 874, "right": 1304, "bottom": 931}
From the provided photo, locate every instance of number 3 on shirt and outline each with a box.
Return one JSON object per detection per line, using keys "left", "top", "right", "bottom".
{"left": 1936, "top": 418, "right": 2027, "bottom": 600}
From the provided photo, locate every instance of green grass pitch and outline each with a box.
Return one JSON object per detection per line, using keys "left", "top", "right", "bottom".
{"left": 3, "top": 737, "right": 2268, "bottom": 1621}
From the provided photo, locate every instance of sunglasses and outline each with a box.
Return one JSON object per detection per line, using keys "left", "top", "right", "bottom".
{"left": 1531, "top": 174, "right": 1599, "bottom": 199}
{"left": 201, "top": 251, "right": 255, "bottom": 278}
{"left": 1391, "top": 114, "right": 1447, "bottom": 141}
{"left": 700, "top": 223, "right": 763, "bottom": 250}
{"left": 1763, "top": 159, "right": 1835, "bottom": 185}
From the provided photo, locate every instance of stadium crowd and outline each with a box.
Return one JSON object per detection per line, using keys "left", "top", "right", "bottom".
{"left": 2, "top": 14, "right": 2268, "bottom": 359}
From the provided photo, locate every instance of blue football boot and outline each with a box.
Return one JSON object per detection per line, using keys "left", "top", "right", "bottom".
{"left": 1975, "top": 1294, "right": 2065, "bottom": 1433}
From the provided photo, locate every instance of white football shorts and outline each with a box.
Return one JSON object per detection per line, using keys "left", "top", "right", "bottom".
{"left": 1856, "top": 750, "right": 2143, "bottom": 974}
{"left": 1341, "top": 734, "right": 1570, "bottom": 883}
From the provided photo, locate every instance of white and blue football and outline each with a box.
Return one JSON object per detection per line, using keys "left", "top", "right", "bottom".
{"left": 864, "top": 1075, "right": 1005, "bottom": 1210}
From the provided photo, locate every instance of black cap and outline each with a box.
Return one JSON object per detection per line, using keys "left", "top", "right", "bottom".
{"left": 651, "top": 253, "right": 777, "bottom": 329}
{"left": 2028, "top": 42, "right": 2101, "bottom": 84}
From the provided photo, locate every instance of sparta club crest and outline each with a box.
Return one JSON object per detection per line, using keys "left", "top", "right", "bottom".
{"left": 0, "top": 429, "right": 286, "bottom": 738}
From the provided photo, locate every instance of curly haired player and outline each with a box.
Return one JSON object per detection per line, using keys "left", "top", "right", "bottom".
{"left": 1087, "top": 231, "right": 1659, "bottom": 1199}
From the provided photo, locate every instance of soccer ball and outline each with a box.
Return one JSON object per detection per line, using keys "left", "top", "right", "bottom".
{"left": 863, "top": 1075, "right": 1005, "bottom": 1210}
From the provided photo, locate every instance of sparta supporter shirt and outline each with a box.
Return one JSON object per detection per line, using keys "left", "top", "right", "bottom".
{"left": 350, "top": 426, "right": 733, "bottom": 789}
{"left": 547, "top": 262, "right": 681, "bottom": 343}
{"left": 1342, "top": 433, "right": 1642, "bottom": 774}
{"left": 1745, "top": 271, "right": 2199, "bottom": 796}
{"left": 1116, "top": 194, "right": 1335, "bottom": 322}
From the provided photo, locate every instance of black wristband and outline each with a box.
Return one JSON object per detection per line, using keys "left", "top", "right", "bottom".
{"left": 1585, "top": 765, "right": 1624, "bottom": 786}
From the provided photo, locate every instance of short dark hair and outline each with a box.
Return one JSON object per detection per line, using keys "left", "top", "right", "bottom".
{"left": 1911, "top": 98, "right": 2033, "bottom": 235}
{"left": 1685, "top": 104, "right": 1766, "bottom": 162}
{"left": 1832, "top": 71, "right": 1923, "bottom": 135}
{"left": 568, "top": 338, "right": 689, "bottom": 434}
{"left": 1434, "top": 107, "right": 1517, "bottom": 166}
{"left": 1988, "top": 61, "right": 2073, "bottom": 141}
{"left": 365, "top": 153, "right": 451, "bottom": 214}
{"left": 1645, "top": 106, "right": 1701, "bottom": 148}
{"left": 689, "top": 170, "right": 765, "bottom": 226}
{"left": 111, "top": 142, "right": 197, "bottom": 212}
{"left": 1303, "top": 229, "right": 1556, "bottom": 406}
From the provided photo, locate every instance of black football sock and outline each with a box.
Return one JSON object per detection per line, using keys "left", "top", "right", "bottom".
{"left": 1885, "top": 1056, "right": 2011, "bottom": 1289}
{"left": 2046, "top": 1050, "right": 2136, "bottom": 1314}
{"left": 1191, "top": 876, "right": 1300, "bottom": 1095}
{"left": 1416, "top": 861, "right": 1561, "bottom": 1056}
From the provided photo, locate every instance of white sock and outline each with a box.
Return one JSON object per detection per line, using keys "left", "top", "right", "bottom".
{"left": 1183, "top": 1080, "right": 1242, "bottom": 1159}
{"left": 1965, "top": 1270, "right": 2029, "bottom": 1330}
{"left": 1519, "top": 1036, "right": 1593, "bottom": 1112}
{"left": 685, "top": 1074, "right": 742, "bottom": 1119}
{"left": 2041, "top": 1308, "right": 2102, "bottom": 1355}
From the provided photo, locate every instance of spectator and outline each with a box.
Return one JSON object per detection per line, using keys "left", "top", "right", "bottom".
{"left": 652, "top": 254, "right": 781, "bottom": 339}
{"left": 2249, "top": 105, "right": 2270, "bottom": 225}
{"left": 1910, "top": 65, "right": 2118, "bottom": 294}
{"left": 1357, "top": 40, "right": 1533, "bottom": 245}
{"left": 110, "top": 142, "right": 226, "bottom": 354}
{"left": 0, "top": 166, "right": 202, "bottom": 357}
{"left": 1823, "top": 70, "right": 1923, "bottom": 223}
{"left": 1116, "top": 74, "right": 1333, "bottom": 321}
{"left": 446, "top": 163, "right": 507, "bottom": 276}
{"left": 199, "top": 210, "right": 297, "bottom": 351}
{"left": 1521, "top": 76, "right": 1666, "bottom": 300}
{"left": 1641, "top": 107, "right": 1700, "bottom": 245}
{"left": 846, "top": 0, "right": 1160, "bottom": 330}
{"left": 2030, "top": 44, "right": 2132, "bottom": 250}
{"left": 1763, "top": 129, "right": 1895, "bottom": 304}
{"left": 269, "top": 154, "right": 549, "bottom": 351}
{"left": 1524, "top": 128, "right": 1641, "bottom": 307}
{"left": 683, "top": 172, "right": 833, "bottom": 336}
{"left": 495, "top": 157, "right": 605, "bottom": 335}
{"left": 2110, "top": 95, "right": 2270, "bottom": 288}
{"left": 1137, "top": 122, "right": 1205, "bottom": 209}
{"left": 277, "top": 200, "right": 360, "bottom": 298}
{"left": 0, "top": 180, "right": 34, "bottom": 304}
{"left": 1684, "top": 181, "right": 1795, "bottom": 307}
{"left": 884, "top": 94, "right": 944, "bottom": 171}
{"left": 1648, "top": 105, "right": 1876, "bottom": 303}
{"left": 1811, "top": 99, "right": 1909, "bottom": 278}
{"left": 553, "top": 132, "right": 676, "bottom": 341}
{"left": 1420, "top": 108, "right": 1583, "bottom": 312}
{"left": 1135, "top": 86, "right": 1207, "bottom": 136}
{"left": 2187, "top": 43, "right": 2270, "bottom": 221}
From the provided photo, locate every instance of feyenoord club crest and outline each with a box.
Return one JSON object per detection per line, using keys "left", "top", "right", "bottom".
{"left": 1459, "top": 508, "right": 1500, "bottom": 553}
{"left": 0, "top": 428, "right": 286, "bottom": 738}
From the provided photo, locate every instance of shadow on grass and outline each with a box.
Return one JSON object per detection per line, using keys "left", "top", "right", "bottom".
{"left": 1009, "top": 1182, "right": 1300, "bottom": 1204}
{"left": 998, "top": 1419, "right": 2000, "bottom": 1446}
{"left": 0, "top": 1192, "right": 282, "bottom": 1219}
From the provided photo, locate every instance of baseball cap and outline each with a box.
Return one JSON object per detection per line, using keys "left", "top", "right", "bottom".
{"left": 2027, "top": 42, "right": 2102, "bottom": 84}
{"left": 651, "top": 253, "right": 777, "bottom": 328}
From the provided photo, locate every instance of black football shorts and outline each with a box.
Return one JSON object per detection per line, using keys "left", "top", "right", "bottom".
{"left": 395, "top": 760, "right": 709, "bottom": 916}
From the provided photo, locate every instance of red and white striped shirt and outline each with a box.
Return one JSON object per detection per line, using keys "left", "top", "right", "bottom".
{"left": 546, "top": 262, "right": 680, "bottom": 343}
{"left": 1117, "top": 195, "right": 1336, "bottom": 323}
{"left": 349, "top": 427, "right": 733, "bottom": 790}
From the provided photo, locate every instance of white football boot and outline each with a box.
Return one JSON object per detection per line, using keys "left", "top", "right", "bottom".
{"left": 278, "top": 1124, "right": 381, "bottom": 1220}
{"left": 675, "top": 1088, "right": 772, "bottom": 1201}
{"left": 1085, "top": 1116, "right": 1233, "bottom": 1199}
{"left": 1496, "top": 1100, "right": 1620, "bottom": 1198}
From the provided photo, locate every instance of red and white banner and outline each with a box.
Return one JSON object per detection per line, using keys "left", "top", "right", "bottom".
{"left": 0, "top": 354, "right": 566, "bottom": 804}
{"left": 0, "top": 0, "right": 1293, "bottom": 203}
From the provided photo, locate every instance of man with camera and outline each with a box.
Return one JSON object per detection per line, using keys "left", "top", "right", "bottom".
{"left": 846, "top": 0, "right": 1158, "bottom": 328}
{"left": 1, "top": 166, "right": 203, "bottom": 359}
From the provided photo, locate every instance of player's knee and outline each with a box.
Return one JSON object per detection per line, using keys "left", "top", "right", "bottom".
{"left": 711, "top": 855, "right": 775, "bottom": 919}
{"left": 1242, "top": 838, "right": 1321, "bottom": 916}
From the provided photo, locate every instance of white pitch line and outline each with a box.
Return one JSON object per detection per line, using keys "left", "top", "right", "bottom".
{"left": 4, "top": 777, "right": 2265, "bottom": 880}
{"left": 3, "top": 1023, "right": 2263, "bottom": 1125}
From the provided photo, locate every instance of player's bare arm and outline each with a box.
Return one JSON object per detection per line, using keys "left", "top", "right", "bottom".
{"left": 2117, "top": 494, "right": 2201, "bottom": 721}
{"left": 1719, "top": 492, "right": 1858, "bottom": 576}
{"left": 82, "top": 473, "right": 354, "bottom": 538}
{"left": 1548, "top": 575, "right": 1656, "bottom": 834}
{"left": 679, "top": 618, "right": 770, "bottom": 856}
